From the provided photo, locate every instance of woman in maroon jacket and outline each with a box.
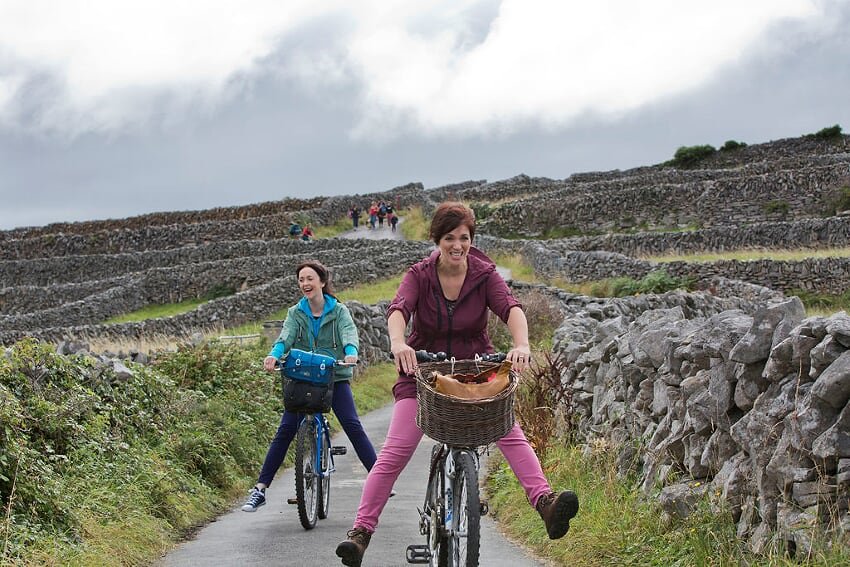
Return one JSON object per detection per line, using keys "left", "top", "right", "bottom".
{"left": 336, "top": 202, "right": 579, "bottom": 567}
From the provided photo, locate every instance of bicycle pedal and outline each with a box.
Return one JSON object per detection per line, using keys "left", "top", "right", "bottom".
{"left": 331, "top": 446, "right": 347, "bottom": 455}
{"left": 480, "top": 500, "right": 489, "bottom": 515}
{"left": 405, "top": 545, "right": 430, "bottom": 563}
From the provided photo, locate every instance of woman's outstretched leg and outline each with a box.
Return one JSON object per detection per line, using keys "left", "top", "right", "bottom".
{"left": 336, "top": 397, "right": 421, "bottom": 566}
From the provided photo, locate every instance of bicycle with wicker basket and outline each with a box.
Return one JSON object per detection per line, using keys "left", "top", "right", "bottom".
{"left": 405, "top": 351, "right": 517, "bottom": 567}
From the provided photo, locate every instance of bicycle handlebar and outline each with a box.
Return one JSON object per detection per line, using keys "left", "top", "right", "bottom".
{"left": 411, "top": 350, "right": 506, "bottom": 363}
{"left": 272, "top": 358, "right": 357, "bottom": 370}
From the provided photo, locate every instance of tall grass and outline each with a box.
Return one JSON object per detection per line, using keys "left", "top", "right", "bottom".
{"left": 399, "top": 206, "right": 430, "bottom": 241}
{"left": 486, "top": 442, "right": 849, "bottom": 566}
{"left": 488, "top": 253, "right": 542, "bottom": 283}
{"left": 312, "top": 214, "right": 356, "bottom": 239}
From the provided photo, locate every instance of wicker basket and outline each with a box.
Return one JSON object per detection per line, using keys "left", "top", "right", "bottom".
{"left": 415, "top": 359, "right": 518, "bottom": 447}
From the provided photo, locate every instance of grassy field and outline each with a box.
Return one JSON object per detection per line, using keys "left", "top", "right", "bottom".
{"left": 644, "top": 246, "right": 850, "bottom": 263}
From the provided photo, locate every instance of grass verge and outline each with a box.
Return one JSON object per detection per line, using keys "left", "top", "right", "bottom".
{"left": 486, "top": 443, "right": 849, "bottom": 566}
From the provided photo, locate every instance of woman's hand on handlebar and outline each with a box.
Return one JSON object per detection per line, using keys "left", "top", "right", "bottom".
{"left": 343, "top": 354, "right": 358, "bottom": 365}
{"left": 506, "top": 345, "right": 531, "bottom": 372}
{"left": 263, "top": 355, "right": 278, "bottom": 372}
{"left": 392, "top": 343, "right": 417, "bottom": 375}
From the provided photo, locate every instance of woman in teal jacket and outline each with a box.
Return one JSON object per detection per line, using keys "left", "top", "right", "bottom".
{"left": 241, "top": 259, "right": 377, "bottom": 512}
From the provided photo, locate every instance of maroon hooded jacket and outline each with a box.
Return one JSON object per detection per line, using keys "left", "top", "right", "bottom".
{"left": 387, "top": 246, "right": 522, "bottom": 400}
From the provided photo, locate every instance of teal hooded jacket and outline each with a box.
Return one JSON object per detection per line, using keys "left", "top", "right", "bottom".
{"left": 268, "top": 294, "right": 359, "bottom": 382}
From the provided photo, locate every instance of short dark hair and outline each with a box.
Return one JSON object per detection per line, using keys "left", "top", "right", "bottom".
{"left": 296, "top": 259, "right": 335, "bottom": 296}
{"left": 429, "top": 201, "right": 475, "bottom": 245}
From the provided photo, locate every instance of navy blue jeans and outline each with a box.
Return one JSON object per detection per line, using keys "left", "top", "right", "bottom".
{"left": 257, "top": 380, "right": 377, "bottom": 486}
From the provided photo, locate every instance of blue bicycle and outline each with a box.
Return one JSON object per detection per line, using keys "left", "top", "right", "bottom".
{"left": 277, "top": 356, "right": 353, "bottom": 530}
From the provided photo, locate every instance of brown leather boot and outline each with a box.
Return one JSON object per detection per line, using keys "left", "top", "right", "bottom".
{"left": 335, "top": 527, "right": 372, "bottom": 567}
{"left": 536, "top": 490, "right": 579, "bottom": 539}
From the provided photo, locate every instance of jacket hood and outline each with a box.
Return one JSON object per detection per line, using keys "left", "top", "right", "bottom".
{"left": 297, "top": 294, "right": 337, "bottom": 317}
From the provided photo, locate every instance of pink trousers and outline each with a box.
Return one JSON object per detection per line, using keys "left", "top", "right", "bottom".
{"left": 353, "top": 397, "right": 551, "bottom": 533}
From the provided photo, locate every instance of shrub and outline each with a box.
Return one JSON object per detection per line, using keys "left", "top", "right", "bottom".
{"left": 203, "top": 283, "right": 236, "bottom": 300}
{"left": 470, "top": 202, "right": 493, "bottom": 220}
{"left": 806, "top": 124, "right": 843, "bottom": 140}
{"left": 720, "top": 140, "right": 747, "bottom": 151}
{"left": 670, "top": 144, "right": 717, "bottom": 167}
{"left": 588, "top": 270, "right": 695, "bottom": 298}
{"left": 542, "top": 225, "right": 600, "bottom": 239}
{"left": 487, "top": 289, "right": 563, "bottom": 352}
{"left": 790, "top": 287, "right": 850, "bottom": 312}
{"left": 513, "top": 352, "right": 575, "bottom": 455}
{"left": 763, "top": 200, "right": 790, "bottom": 216}
{"left": 821, "top": 185, "right": 850, "bottom": 216}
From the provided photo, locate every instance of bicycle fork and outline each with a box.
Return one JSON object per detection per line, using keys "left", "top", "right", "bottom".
{"left": 320, "top": 417, "right": 349, "bottom": 472}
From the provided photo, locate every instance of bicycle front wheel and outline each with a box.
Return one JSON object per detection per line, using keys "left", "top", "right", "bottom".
{"left": 317, "top": 422, "right": 331, "bottom": 520}
{"left": 295, "top": 418, "right": 318, "bottom": 529}
{"left": 447, "top": 451, "right": 480, "bottom": 567}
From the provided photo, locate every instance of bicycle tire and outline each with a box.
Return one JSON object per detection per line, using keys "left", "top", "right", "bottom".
{"left": 447, "top": 451, "right": 480, "bottom": 567}
{"left": 295, "top": 418, "right": 318, "bottom": 529}
{"left": 317, "top": 421, "right": 331, "bottom": 520}
{"left": 427, "top": 446, "right": 449, "bottom": 567}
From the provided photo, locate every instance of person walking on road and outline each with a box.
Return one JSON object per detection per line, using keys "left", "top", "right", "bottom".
{"left": 241, "top": 260, "right": 378, "bottom": 513}
{"left": 335, "top": 202, "right": 579, "bottom": 567}
{"left": 350, "top": 204, "right": 361, "bottom": 230}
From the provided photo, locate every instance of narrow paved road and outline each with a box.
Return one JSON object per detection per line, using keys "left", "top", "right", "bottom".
{"left": 158, "top": 402, "right": 549, "bottom": 567}
{"left": 337, "top": 220, "right": 406, "bottom": 241}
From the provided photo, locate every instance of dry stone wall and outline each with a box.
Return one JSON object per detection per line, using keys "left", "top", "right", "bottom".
{"left": 479, "top": 162, "right": 849, "bottom": 236}
{"left": 0, "top": 239, "right": 433, "bottom": 345}
{"left": 0, "top": 197, "right": 326, "bottom": 242}
{"left": 554, "top": 294, "right": 850, "bottom": 554}
{"left": 476, "top": 235, "right": 850, "bottom": 295}
{"left": 548, "top": 216, "right": 850, "bottom": 257}
{"left": 1, "top": 237, "right": 421, "bottom": 287}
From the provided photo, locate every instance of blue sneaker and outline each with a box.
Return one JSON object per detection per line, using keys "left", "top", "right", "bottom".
{"left": 241, "top": 487, "right": 266, "bottom": 512}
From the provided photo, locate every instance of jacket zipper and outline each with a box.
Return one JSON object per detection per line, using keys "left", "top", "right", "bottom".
{"left": 429, "top": 288, "right": 441, "bottom": 353}
{"left": 444, "top": 297, "right": 454, "bottom": 357}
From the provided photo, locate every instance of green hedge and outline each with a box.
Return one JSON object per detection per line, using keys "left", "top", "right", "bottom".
{"left": 0, "top": 339, "right": 279, "bottom": 565}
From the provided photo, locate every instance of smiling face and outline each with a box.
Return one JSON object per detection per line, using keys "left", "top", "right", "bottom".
{"left": 298, "top": 266, "right": 325, "bottom": 301}
{"left": 438, "top": 224, "right": 472, "bottom": 268}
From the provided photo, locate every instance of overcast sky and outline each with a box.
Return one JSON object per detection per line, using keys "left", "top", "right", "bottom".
{"left": 1, "top": 0, "right": 849, "bottom": 230}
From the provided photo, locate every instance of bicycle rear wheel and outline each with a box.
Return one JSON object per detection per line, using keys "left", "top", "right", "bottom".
{"left": 447, "top": 451, "right": 480, "bottom": 566}
{"left": 317, "top": 422, "right": 331, "bottom": 520}
{"left": 295, "top": 418, "right": 318, "bottom": 529}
